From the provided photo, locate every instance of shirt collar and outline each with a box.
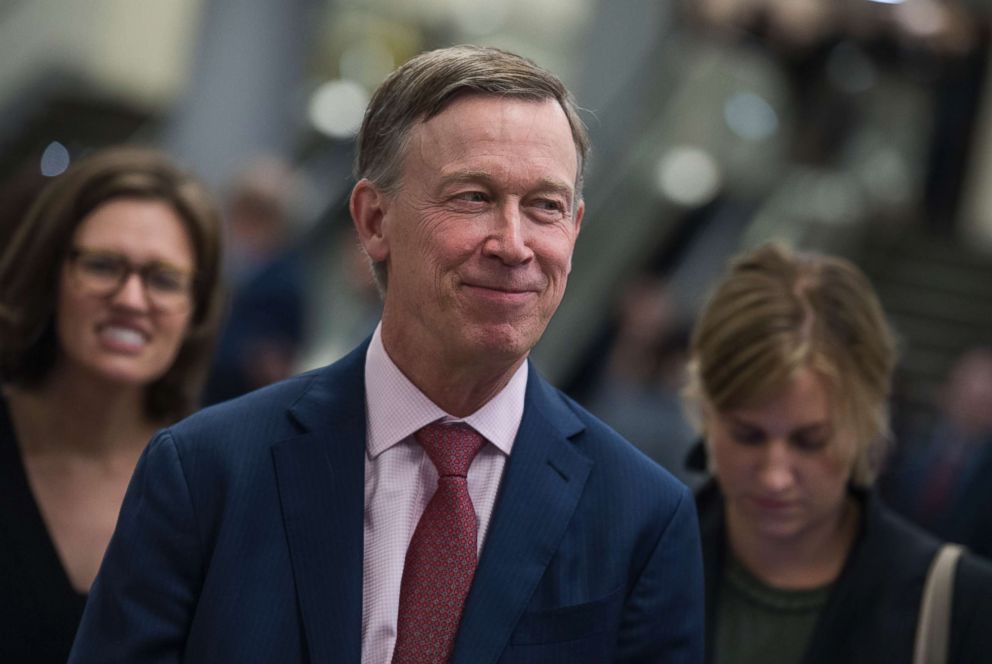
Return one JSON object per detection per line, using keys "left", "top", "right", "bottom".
{"left": 364, "top": 324, "right": 526, "bottom": 459}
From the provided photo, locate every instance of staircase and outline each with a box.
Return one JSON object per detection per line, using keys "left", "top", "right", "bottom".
{"left": 858, "top": 229, "right": 992, "bottom": 433}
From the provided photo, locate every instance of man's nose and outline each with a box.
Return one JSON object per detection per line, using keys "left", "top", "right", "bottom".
{"left": 483, "top": 204, "right": 534, "bottom": 265}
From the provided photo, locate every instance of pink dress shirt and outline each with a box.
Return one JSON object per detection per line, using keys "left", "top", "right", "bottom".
{"left": 360, "top": 325, "right": 527, "bottom": 664}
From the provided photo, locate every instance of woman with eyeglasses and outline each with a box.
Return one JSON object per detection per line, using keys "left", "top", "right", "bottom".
{"left": 683, "top": 243, "right": 992, "bottom": 664}
{"left": 0, "top": 147, "right": 223, "bottom": 663}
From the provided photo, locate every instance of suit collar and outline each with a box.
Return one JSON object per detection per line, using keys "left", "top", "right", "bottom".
{"left": 273, "top": 340, "right": 370, "bottom": 663}
{"left": 363, "top": 327, "right": 529, "bottom": 458}
{"left": 453, "top": 367, "right": 591, "bottom": 664}
{"left": 286, "top": 339, "right": 370, "bottom": 434}
{"left": 275, "top": 344, "right": 592, "bottom": 664}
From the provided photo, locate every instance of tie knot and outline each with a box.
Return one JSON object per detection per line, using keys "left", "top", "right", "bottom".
{"left": 414, "top": 422, "right": 486, "bottom": 477}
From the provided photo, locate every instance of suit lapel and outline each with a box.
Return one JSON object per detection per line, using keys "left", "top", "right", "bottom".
{"left": 271, "top": 343, "right": 369, "bottom": 664}
{"left": 453, "top": 369, "right": 592, "bottom": 664}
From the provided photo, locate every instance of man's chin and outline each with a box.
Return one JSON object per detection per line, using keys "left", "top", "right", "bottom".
{"left": 457, "top": 324, "right": 538, "bottom": 365}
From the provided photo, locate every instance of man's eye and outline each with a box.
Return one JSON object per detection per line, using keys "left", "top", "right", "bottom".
{"left": 454, "top": 191, "right": 488, "bottom": 203}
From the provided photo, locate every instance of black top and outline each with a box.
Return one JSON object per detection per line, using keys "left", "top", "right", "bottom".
{"left": 0, "top": 397, "right": 88, "bottom": 664}
{"left": 697, "top": 481, "right": 992, "bottom": 664}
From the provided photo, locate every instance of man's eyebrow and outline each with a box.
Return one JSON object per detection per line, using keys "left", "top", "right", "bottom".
{"left": 437, "top": 169, "right": 494, "bottom": 187}
{"left": 438, "top": 170, "right": 575, "bottom": 200}
{"left": 531, "top": 178, "right": 575, "bottom": 201}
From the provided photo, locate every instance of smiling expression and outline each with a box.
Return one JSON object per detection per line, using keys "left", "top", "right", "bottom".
{"left": 707, "top": 367, "right": 855, "bottom": 544}
{"left": 362, "top": 95, "right": 583, "bottom": 373}
{"left": 55, "top": 198, "right": 196, "bottom": 387}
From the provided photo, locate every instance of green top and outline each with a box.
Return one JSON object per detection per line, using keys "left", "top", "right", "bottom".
{"left": 714, "top": 555, "right": 833, "bottom": 664}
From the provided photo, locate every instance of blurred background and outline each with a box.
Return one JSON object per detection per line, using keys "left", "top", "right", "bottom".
{"left": 3, "top": 0, "right": 992, "bottom": 517}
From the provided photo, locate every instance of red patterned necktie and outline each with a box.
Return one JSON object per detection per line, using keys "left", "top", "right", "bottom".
{"left": 392, "top": 422, "right": 486, "bottom": 664}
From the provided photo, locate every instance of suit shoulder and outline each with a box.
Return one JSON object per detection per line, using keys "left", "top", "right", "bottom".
{"left": 168, "top": 369, "right": 323, "bottom": 451}
{"left": 556, "top": 389, "right": 660, "bottom": 460}
{"left": 554, "top": 388, "right": 689, "bottom": 501}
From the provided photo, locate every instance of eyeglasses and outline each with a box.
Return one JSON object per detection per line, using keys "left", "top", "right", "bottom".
{"left": 66, "top": 248, "right": 196, "bottom": 313}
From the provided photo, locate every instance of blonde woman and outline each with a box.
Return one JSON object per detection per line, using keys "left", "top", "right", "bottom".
{"left": 684, "top": 243, "right": 992, "bottom": 664}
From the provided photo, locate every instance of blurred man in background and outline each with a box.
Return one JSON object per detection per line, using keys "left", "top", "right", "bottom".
{"left": 203, "top": 157, "right": 306, "bottom": 404}
{"left": 884, "top": 347, "right": 992, "bottom": 559}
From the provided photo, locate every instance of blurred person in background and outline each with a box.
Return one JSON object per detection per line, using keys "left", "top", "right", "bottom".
{"left": 0, "top": 164, "right": 50, "bottom": 252}
{"left": 882, "top": 346, "right": 992, "bottom": 559}
{"left": 683, "top": 243, "right": 992, "bottom": 664}
{"left": 203, "top": 157, "right": 306, "bottom": 404}
{"left": 0, "top": 147, "right": 223, "bottom": 664}
{"left": 584, "top": 274, "right": 701, "bottom": 487}
{"left": 294, "top": 221, "right": 383, "bottom": 372}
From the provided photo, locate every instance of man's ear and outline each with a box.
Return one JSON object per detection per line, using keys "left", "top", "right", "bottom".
{"left": 350, "top": 179, "right": 390, "bottom": 263}
{"left": 574, "top": 198, "right": 585, "bottom": 237}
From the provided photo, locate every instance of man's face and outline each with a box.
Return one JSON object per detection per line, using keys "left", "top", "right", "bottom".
{"left": 363, "top": 95, "right": 583, "bottom": 372}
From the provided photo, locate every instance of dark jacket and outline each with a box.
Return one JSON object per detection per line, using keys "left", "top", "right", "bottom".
{"left": 697, "top": 482, "right": 992, "bottom": 664}
{"left": 71, "top": 340, "right": 705, "bottom": 663}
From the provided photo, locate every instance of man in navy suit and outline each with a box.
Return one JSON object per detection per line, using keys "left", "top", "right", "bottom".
{"left": 70, "top": 45, "right": 704, "bottom": 663}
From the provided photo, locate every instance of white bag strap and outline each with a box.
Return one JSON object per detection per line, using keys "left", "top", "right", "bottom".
{"left": 913, "top": 543, "right": 964, "bottom": 664}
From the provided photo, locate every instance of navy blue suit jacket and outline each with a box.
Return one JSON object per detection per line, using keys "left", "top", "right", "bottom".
{"left": 70, "top": 341, "right": 704, "bottom": 663}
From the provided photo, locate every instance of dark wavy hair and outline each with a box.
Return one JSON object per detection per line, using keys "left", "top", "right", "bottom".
{"left": 0, "top": 146, "right": 224, "bottom": 422}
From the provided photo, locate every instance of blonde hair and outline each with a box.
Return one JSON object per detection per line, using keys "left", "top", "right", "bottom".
{"left": 684, "top": 243, "right": 897, "bottom": 486}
